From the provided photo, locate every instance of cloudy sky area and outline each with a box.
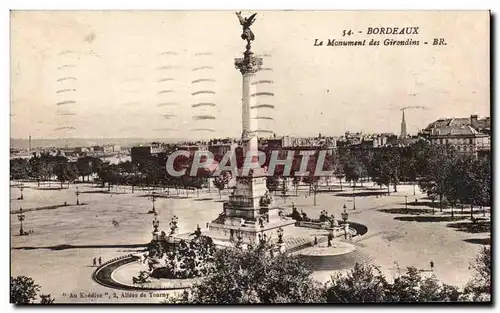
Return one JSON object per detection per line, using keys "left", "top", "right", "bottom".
{"left": 10, "top": 11, "right": 489, "bottom": 140}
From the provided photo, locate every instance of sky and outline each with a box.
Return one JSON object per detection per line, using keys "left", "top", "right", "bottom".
{"left": 10, "top": 10, "right": 490, "bottom": 140}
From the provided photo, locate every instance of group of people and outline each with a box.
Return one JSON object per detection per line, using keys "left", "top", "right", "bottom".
{"left": 92, "top": 257, "right": 103, "bottom": 267}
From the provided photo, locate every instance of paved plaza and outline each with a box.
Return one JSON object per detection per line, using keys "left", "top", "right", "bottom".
{"left": 10, "top": 180, "right": 490, "bottom": 303}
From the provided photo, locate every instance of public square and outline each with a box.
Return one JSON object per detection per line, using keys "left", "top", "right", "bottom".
{"left": 10, "top": 180, "right": 490, "bottom": 303}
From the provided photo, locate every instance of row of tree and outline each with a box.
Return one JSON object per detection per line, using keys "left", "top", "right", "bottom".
{"left": 262, "top": 141, "right": 491, "bottom": 210}
{"left": 11, "top": 141, "right": 491, "bottom": 209}
{"left": 165, "top": 245, "right": 490, "bottom": 303}
{"left": 10, "top": 155, "right": 210, "bottom": 194}
{"left": 11, "top": 155, "right": 82, "bottom": 188}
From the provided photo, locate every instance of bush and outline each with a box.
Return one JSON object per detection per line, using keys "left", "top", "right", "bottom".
{"left": 166, "top": 247, "right": 325, "bottom": 304}
{"left": 11, "top": 276, "right": 54, "bottom": 304}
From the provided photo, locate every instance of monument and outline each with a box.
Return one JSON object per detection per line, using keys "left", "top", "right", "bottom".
{"left": 208, "top": 12, "right": 296, "bottom": 244}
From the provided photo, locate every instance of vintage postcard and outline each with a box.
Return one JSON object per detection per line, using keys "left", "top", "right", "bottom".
{"left": 10, "top": 10, "right": 491, "bottom": 304}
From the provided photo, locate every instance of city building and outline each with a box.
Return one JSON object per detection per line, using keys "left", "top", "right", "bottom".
{"left": 208, "top": 142, "right": 238, "bottom": 161}
{"left": 92, "top": 145, "right": 104, "bottom": 153}
{"left": 130, "top": 145, "right": 156, "bottom": 164}
{"left": 421, "top": 115, "right": 491, "bottom": 156}
{"left": 103, "top": 144, "right": 121, "bottom": 153}
{"left": 74, "top": 147, "right": 89, "bottom": 154}
{"left": 130, "top": 142, "right": 176, "bottom": 164}
{"left": 337, "top": 132, "right": 396, "bottom": 150}
{"left": 422, "top": 115, "right": 490, "bottom": 135}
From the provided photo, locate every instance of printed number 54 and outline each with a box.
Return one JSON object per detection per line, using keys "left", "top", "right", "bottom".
{"left": 343, "top": 30, "right": 353, "bottom": 36}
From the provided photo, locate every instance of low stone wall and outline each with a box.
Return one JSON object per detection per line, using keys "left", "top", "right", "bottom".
{"left": 295, "top": 221, "right": 355, "bottom": 238}
{"left": 93, "top": 254, "right": 198, "bottom": 291}
{"left": 347, "top": 221, "right": 368, "bottom": 236}
{"left": 208, "top": 219, "right": 296, "bottom": 244}
{"left": 92, "top": 254, "right": 137, "bottom": 290}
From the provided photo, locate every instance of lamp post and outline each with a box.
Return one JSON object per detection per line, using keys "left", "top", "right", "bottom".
{"left": 341, "top": 204, "right": 349, "bottom": 224}
{"left": 149, "top": 192, "right": 157, "bottom": 214}
{"left": 432, "top": 198, "right": 435, "bottom": 215}
{"left": 152, "top": 213, "right": 160, "bottom": 241}
{"left": 235, "top": 230, "right": 243, "bottom": 249}
{"left": 341, "top": 204, "right": 350, "bottom": 240}
{"left": 17, "top": 207, "right": 25, "bottom": 236}
{"left": 352, "top": 185, "right": 356, "bottom": 210}
{"left": 169, "top": 215, "right": 179, "bottom": 235}
{"left": 152, "top": 214, "right": 160, "bottom": 232}
{"left": 75, "top": 187, "right": 80, "bottom": 205}
{"left": 277, "top": 227, "right": 284, "bottom": 244}
{"left": 18, "top": 184, "right": 24, "bottom": 200}
{"left": 313, "top": 182, "right": 318, "bottom": 206}
{"left": 258, "top": 232, "right": 267, "bottom": 247}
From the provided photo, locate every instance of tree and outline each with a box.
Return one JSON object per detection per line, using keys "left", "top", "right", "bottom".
{"left": 189, "top": 177, "right": 205, "bottom": 198}
{"left": 76, "top": 156, "right": 101, "bottom": 182}
{"left": 266, "top": 176, "right": 279, "bottom": 195}
{"left": 418, "top": 145, "right": 455, "bottom": 211}
{"left": 52, "top": 157, "right": 77, "bottom": 188}
{"left": 400, "top": 146, "right": 418, "bottom": 194}
{"left": 97, "top": 162, "right": 118, "bottom": 191}
{"left": 444, "top": 156, "right": 467, "bottom": 216}
{"left": 386, "top": 267, "right": 461, "bottom": 302}
{"left": 326, "top": 264, "right": 462, "bottom": 303}
{"left": 462, "top": 246, "right": 491, "bottom": 301}
{"left": 473, "top": 157, "right": 491, "bottom": 216}
{"left": 39, "top": 294, "right": 55, "bottom": 304}
{"left": 280, "top": 178, "right": 288, "bottom": 203}
{"left": 141, "top": 159, "right": 162, "bottom": 188}
{"left": 372, "top": 147, "right": 401, "bottom": 193}
{"left": 213, "top": 172, "right": 231, "bottom": 200}
{"left": 10, "top": 158, "right": 30, "bottom": 181}
{"left": 10, "top": 276, "right": 40, "bottom": 304}
{"left": 334, "top": 167, "right": 345, "bottom": 191}
{"left": 343, "top": 159, "right": 361, "bottom": 187}
{"left": 166, "top": 247, "right": 325, "bottom": 304}
{"left": 321, "top": 153, "right": 335, "bottom": 186}
{"left": 291, "top": 176, "right": 300, "bottom": 196}
{"left": 29, "top": 157, "right": 52, "bottom": 186}
{"left": 325, "top": 263, "right": 388, "bottom": 303}
{"left": 368, "top": 149, "right": 393, "bottom": 194}
{"left": 10, "top": 276, "right": 55, "bottom": 304}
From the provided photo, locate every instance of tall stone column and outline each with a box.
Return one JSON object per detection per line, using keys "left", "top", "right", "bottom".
{"left": 236, "top": 50, "right": 262, "bottom": 156}
{"left": 206, "top": 12, "right": 297, "bottom": 243}
{"left": 241, "top": 72, "right": 259, "bottom": 155}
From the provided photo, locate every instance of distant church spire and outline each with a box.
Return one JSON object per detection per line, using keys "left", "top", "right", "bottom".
{"left": 400, "top": 110, "right": 407, "bottom": 139}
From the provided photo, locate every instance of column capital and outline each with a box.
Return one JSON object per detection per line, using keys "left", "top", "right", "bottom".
{"left": 235, "top": 53, "right": 263, "bottom": 75}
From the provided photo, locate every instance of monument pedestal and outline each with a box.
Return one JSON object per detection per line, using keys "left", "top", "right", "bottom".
{"left": 209, "top": 170, "right": 295, "bottom": 244}
{"left": 208, "top": 17, "right": 296, "bottom": 244}
{"left": 208, "top": 217, "right": 296, "bottom": 245}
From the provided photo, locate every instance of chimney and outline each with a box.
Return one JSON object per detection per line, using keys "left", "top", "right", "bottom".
{"left": 470, "top": 114, "right": 478, "bottom": 126}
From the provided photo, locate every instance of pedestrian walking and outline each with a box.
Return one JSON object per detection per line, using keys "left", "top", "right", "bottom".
{"left": 98, "top": 256, "right": 102, "bottom": 266}
{"left": 92, "top": 257, "right": 96, "bottom": 267}
{"left": 430, "top": 260, "right": 434, "bottom": 271}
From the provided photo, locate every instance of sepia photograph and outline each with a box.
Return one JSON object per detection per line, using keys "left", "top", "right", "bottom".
{"left": 9, "top": 10, "right": 491, "bottom": 304}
